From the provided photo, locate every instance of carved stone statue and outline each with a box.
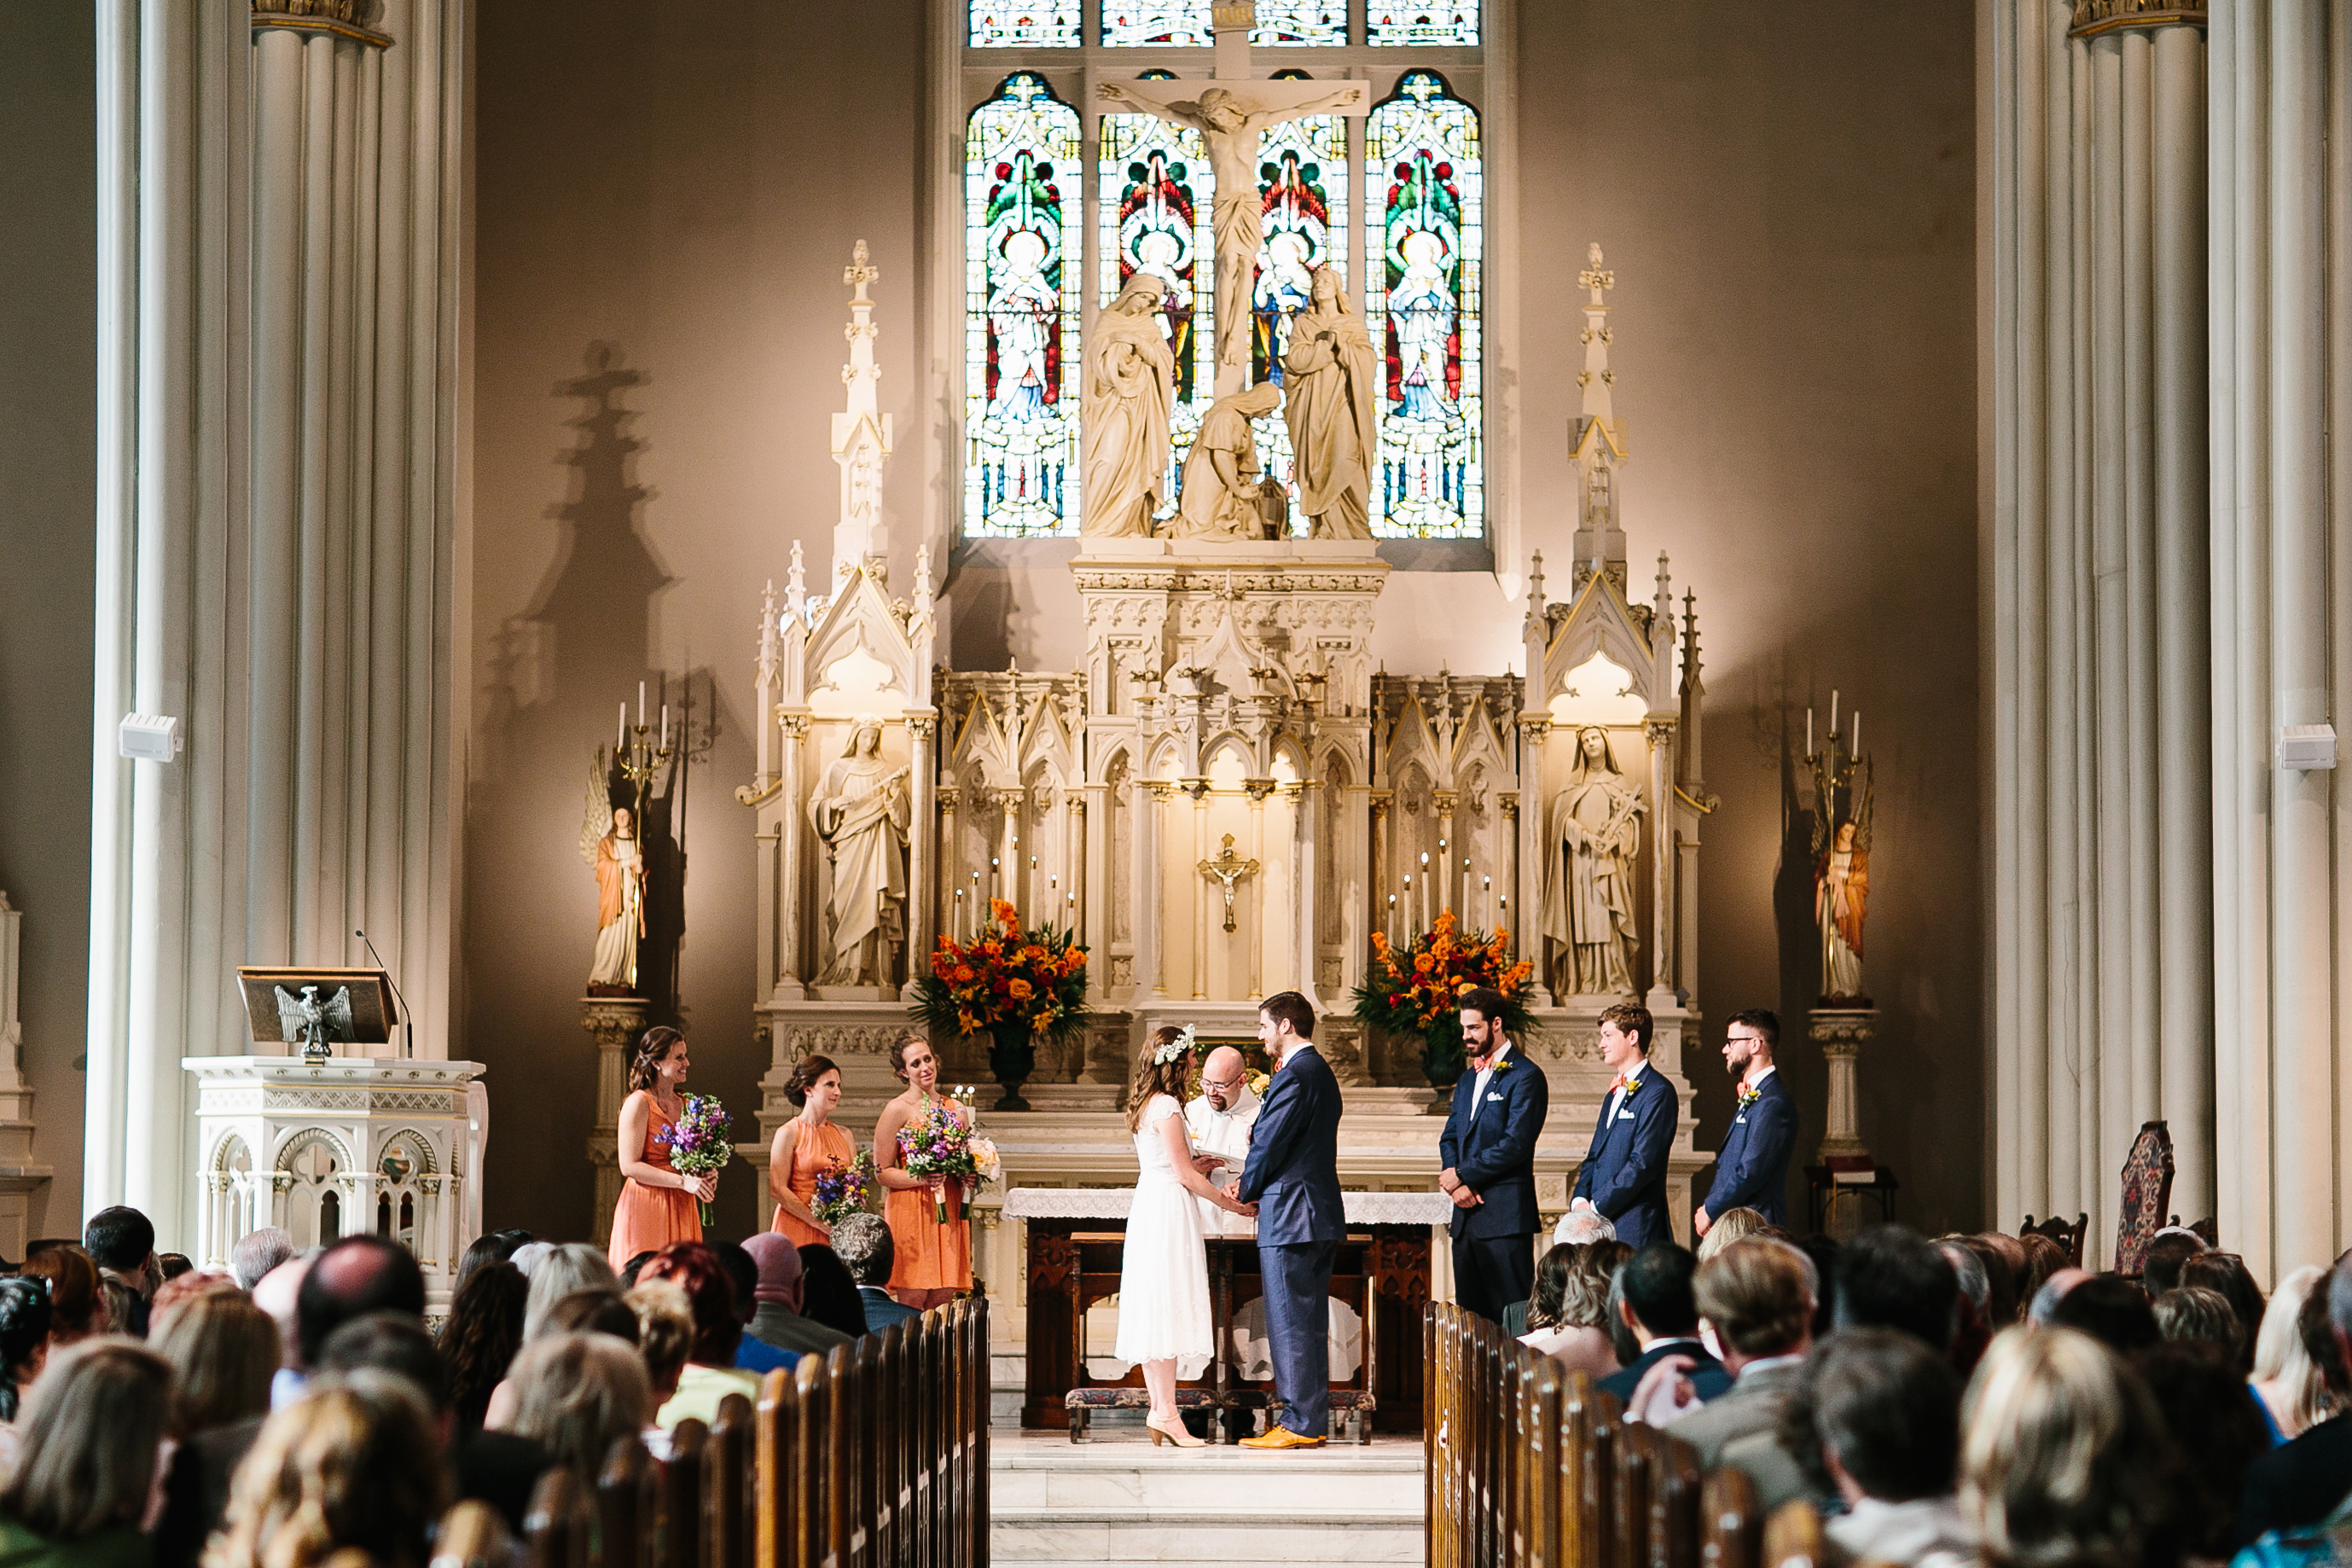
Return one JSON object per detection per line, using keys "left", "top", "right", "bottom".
{"left": 1540, "top": 726, "right": 1645, "bottom": 998}
{"left": 1096, "top": 82, "right": 1361, "bottom": 373}
{"left": 810, "top": 717, "right": 911, "bottom": 986}
{"left": 1281, "top": 266, "right": 1378, "bottom": 539}
{"left": 1170, "top": 382, "right": 1282, "bottom": 539}
{"left": 1816, "top": 818, "right": 1869, "bottom": 1002}
{"left": 1082, "top": 273, "right": 1176, "bottom": 537}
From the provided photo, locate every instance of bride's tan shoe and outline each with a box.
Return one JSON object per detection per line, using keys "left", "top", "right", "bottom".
{"left": 1144, "top": 1414, "right": 1205, "bottom": 1449}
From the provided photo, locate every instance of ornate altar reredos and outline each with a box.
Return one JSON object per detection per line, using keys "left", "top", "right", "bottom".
{"left": 184, "top": 1056, "right": 485, "bottom": 1314}
{"left": 740, "top": 241, "right": 1716, "bottom": 1312}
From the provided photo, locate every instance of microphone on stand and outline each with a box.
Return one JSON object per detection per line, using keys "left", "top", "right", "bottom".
{"left": 356, "top": 930, "right": 415, "bottom": 1060}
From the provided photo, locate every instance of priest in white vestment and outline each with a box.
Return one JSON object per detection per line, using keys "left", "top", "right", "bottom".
{"left": 1183, "top": 1046, "right": 1260, "bottom": 1239}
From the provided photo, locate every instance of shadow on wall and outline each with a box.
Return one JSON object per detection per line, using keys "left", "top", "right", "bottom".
{"left": 466, "top": 344, "right": 752, "bottom": 1243}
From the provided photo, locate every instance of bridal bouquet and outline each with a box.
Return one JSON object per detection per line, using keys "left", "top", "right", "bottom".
{"left": 1352, "top": 909, "right": 1536, "bottom": 1087}
{"left": 659, "top": 1094, "right": 735, "bottom": 1225}
{"left": 810, "top": 1148, "right": 878, "bottom": 1227}
{"left": 899, "top": 1101, "right": 996, "bottom": 1225}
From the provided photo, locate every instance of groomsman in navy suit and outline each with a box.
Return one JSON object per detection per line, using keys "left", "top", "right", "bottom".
{"left": 1568, "top": 1003, "right": 1677, "bottom": 1249}
{"left": 1695, "top": 1009, "right": 1799, "bottom": 1235}
{"left": 1438, "top": 987, "right": 1551, "bottom": 1323}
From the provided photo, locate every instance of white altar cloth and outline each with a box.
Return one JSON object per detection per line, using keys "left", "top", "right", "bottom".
{"left": 1000, "top": 1187, "right": 1454, "bottom": 1226}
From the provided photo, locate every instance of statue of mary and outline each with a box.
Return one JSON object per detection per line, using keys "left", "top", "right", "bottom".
{"left": 1540, "top": 726, "right": 1646, "bottom": 998}
{"left": 1081, "top": 273, "right": 1176, "bottom": 537}
{"left": 810, "top": 717, "right": 911, "bottom": 987}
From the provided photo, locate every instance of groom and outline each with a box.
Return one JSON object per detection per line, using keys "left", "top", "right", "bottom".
{"left": 1226, "top": 990, "right": 1344, "bottom": 1449}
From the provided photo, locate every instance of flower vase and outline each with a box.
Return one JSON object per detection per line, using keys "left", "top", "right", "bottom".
{"left": 986, "top": 1022, "right": 1036, "bottom": 1112}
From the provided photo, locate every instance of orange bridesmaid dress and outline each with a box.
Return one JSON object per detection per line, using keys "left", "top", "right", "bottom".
{"left": 884, "top": 1100, "right": 973, "bottom": 1292}
{"left": 608, "top": 1099, "right": 701, "bottom": 1274}
{"left": 771, "top": 1119, "right": 854, "bottom": 1247}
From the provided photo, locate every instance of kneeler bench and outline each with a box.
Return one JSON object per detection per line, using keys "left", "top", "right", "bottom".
{"left": 1062, "top": 1385, "right": 1378, "bottom": 1444}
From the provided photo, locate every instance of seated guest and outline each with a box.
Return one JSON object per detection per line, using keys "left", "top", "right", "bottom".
{"left": 1797, "top": 1234, "right": 1843, "bottom": 1339}
{"left": 520, "top": 1243, "right": 618, "bottom": 1341}
{"left": 1597, "top": 1244, "right": 1732, "bottom": 1404}
{"left": 205, "top": 1372, "right": 450, "bottom": 1568}
{"left": 712, "top": 1240, "right": 801, "bottom": 1376}
{"left": 149, "top": 1270, "right": 239, "bottom": 1322}
{"left": 1519, "top": 1241, "right": 1629, "bottom": 1379}
{"left": 2251, "top": 1267, "right": 2337, "bottom": 1443}
{"left": 0, "top": 1342, "right": 173, "bottom": 1564}
{"left": 638, "top": 1242, "right": 763, "bottom": 1426}
{"left": 2145, "top": 1227, "right": 2209, "bottom": 1297}
{"left": 2017, "top": 1232, "right": 2070, "bottom": 1307}
{"left": 0, "top": 1277, "right": 49, "bottom": 1436}
{"left": 84, "top": 1205, "right": 158, "bottom": 1339}
{"left": 500, "top": 1331, "right": 652, "bottom": 1488}
{"left": 453, "top": 1228, "right": 531, "bottom": 1292}
{"left": 1951, "top": 1234, "right": 2023, "bottom": 1329}
{"left": 2131, "top": 1339, "right": 2268, "bottom": 1563}
{"left": 619, "top": 1250, "right": 659, "bottom": 1290}
{"left": 2155, "top": 1285, "right": 2245, "bottom": 1361}
{"left": 2027, "top": 1268, "right": 2094, "bottom": 1324}
{"left": 796, "top": 1244, "right": 874, "bottom": 1343}
{"left": 157, "top": 1254, "right": 192, "bottom": 1283}
{"left": 1780, "top": 1329, "right": 1968, "bottom": 1567}
{"left": 1960, "top": 1327, "right": 2170, "bottom": 1568}
{"left": 742, "top": 1234, "right": 854, "bottom": 1359}
{"left": 228, "top": 1226, "right": 294, "bottom": 1292}
{"left": 289, "top": 1234, "right": 427, "bottom": 1401}
{"left": 316, "top": 1312, "right": 552, "bottom": 1536}
{"left": 629, "top": 1281, "right": 696, "bottom": 1414}
{"left": 1931, "top": 1240, "right": 1994, "bottom": 1378}
{"left": 438, "top": 1260, "right": 526, "bottom": 1434}
{"left": 1696, "top": 1206, "right": 1768, "bottom": 1263}
{"left": 2046, "top": 1275, "right": 2160, "bottom": 1355}
{"left": 834, "top": 1215, "right": 921, "bottom": 1335}
{"left": 1832, "top": 1227, "right": 1960, "bottom": 1362}
{"left": 150, "top": 1293, "right": 281, "bottom": 1568}
{"left": 542, "top": 1288, "right": 640, "bottom": 1341}
{"left": 2182, "top": 1252, "right": 2268, "bottom": 1372}
{"left": 249, "top": 1254, "right": 309, "bottom": 1403}
{"left": 1643, "top": 1240, "right": 1815, "bottom": 1470}
{"left": 1553, "top": 1210, "right": 1617, "bottom": 1248}
{"left": 20, "top": 1248, "right": 107, "bottom": 1348}
{"left": 2239, "top": 1258, "right": 2352, "bottom": 1548}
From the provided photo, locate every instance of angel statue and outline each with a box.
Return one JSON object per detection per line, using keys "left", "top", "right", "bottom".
{"left": 580, "top": 749, "right": 644, "bottom": 994}
{"left": 810, "top": 717, "right": 911, "bottom": 987}
{"left": 1814, "top": 768, "right": 1873, "bottom": 1003}
{"left": 1540, "top": 725, "right": 1646, "bottom": 998}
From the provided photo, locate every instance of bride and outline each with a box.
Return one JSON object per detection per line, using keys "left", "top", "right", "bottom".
{"left": 1116, "top": 1025, "right": 1255, "bottom": 1449}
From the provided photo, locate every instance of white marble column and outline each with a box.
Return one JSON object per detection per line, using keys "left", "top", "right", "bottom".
{"left": 87, "top": 0, "right": 467, "bottom": 1240}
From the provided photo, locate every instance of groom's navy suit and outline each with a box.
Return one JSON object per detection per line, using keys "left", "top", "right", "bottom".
{"left": 1439, "top": 1045, "right": 1550, "bottom": 1324}
{"left": 1238, "top": 1042, "right": 1344, "bottom": 1437}
{"left": 1570, "top": 1060, "right": 1677, "bottom": 1250}
{"left": 1702, "top": 1071, "right": 1798, "bottom": 1227}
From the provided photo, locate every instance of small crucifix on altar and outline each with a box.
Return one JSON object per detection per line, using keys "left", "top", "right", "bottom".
{"left": 1199, "top": 833, "right": 1261, "bottom": 932}
{"left": 1095, "top": 1, "right": 1369, "bottom": 396}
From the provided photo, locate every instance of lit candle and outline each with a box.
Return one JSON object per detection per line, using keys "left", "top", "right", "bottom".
{"left": 1387, "top": 892, "right": 1398, "bottom": 944}
{"left": 1483, "top": 874, "right": 1492, "bottom": 929}
{"left": 954, "top": 888, "right": 964, "bottom": 941}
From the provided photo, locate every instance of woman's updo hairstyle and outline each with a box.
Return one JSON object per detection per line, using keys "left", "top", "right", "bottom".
{"left": 20, "top": 1247, "right": 102, "bottom": 1341}
{"left": 888, "top": 1031, "right": 933, "bottom": 1083}
{"left": 0, "top": 1277, "right": 50, "bottom": 1420}
{"left": 783, "top": 1054, "right": 840, "bottom": 1109}
{"left": 628, "top": 1026, "right": 684, "bottom": 1093}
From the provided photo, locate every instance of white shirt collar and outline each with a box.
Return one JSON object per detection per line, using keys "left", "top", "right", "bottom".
{"left": 1478, "top": 1041, "right": 1512, "bottom": 1072}
{"left": 1746, "top": 1064, "right": 1777, "bottom": 1089}
{"left": 1734, "top": 1350, "right": 1808, "bottom": 1380}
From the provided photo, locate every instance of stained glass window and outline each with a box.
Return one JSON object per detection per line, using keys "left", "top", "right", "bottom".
{"left": 969, "top": 3, "right": 1081, "bottom": 47}
{"left": 1101, "top": 2, "right": 1344, "bottom": 45}
{"left": 966, "top": 74, "right": 1083, "bottom": 537}
{"left": 1363, "top": 69, "right": 1482, "bottom": 538}
{"left": 1102, "top": 3, "right": 1211, "bottom": 46}
{"left": 1101, "top": 91, "right": 1216, "bottom": 521}
{"left": 1251, "top": 3, "right": 1346, "bottom": 44}
{"left": 1251, "top": 90, "right": 1347, "bottom": 530}
{"left": 1368, "top": 3, "right": 1480, "bottom": 46}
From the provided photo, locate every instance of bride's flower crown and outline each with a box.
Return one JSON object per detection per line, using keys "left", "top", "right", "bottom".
{"left": 1151, "top": 1024, "right": 1198, "bottom": 1066}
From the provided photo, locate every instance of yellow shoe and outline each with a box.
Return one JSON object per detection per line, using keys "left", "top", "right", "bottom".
{"left": 1239, "top": 1426, "right": 1327, "bottom": 1449}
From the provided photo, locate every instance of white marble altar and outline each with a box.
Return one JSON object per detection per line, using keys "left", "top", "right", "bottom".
{"left": 184, "top": 1055, "right": 485, "bottom": 1313}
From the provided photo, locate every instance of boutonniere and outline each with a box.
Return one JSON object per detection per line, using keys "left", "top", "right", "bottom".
{"left": 1491, "top": 1055, "right": 1517, "bottom": 1076}
{"left": 1612, "top": 1071, "right": 1644, "bottom": 1099}
{"left": 1736, "top": 1083, "right": 1760, "bottom": 1111}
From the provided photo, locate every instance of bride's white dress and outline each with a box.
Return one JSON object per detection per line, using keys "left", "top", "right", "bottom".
{"left": 1112, "top": 1092, "right": 1214, "bottom": 1379}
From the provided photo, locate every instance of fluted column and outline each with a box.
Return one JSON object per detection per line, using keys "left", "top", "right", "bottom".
{"left": 87, "top": 0, "right": 467, "bottom": 1240}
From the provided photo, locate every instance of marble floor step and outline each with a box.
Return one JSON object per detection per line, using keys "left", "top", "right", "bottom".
{"left": 992, "top": 1444, "right": 1421, "bottom": 1514}
{"left": 990, "top": 1510, "right": 1422, "bottom": 1565}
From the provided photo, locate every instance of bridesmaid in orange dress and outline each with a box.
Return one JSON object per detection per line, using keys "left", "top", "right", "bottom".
{"left": 767, "top": 1054, "right": 853, "bottom": 1246}
{"left": 607, "top": 1026, "right": 717, "bottom": 1275}
{"left": 874, "top": 1031, "right": 974, "bottom": 1309}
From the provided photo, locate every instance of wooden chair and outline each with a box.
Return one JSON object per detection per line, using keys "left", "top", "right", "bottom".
{"left": 2020, "top": 1211, "right": 2088, "bottom": 1268}
{"left": 706, "top": 1393, "right": 754, "bottom": 1568}
{"left": 596, "top": 1435, "right": 655, "bottom": 1568}
{"left": 2113, "top": 1120, "right": 2176, "bottom": 1277}
{"left": 431, "top": 1500, "right": 513, "bottom": 1568}
{"left": 660, "top": 1420, "right": 706, "bottom": 1568}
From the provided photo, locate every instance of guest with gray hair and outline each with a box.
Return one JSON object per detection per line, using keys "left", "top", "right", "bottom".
{"left": 833, "top": 1215, "right": 919, "bottom": 1334}
{"left": 1554, "top": 1209, "right": 1617, "bottom": 1246}
{"left": 520, "top": 1243, "right": 618, "bottom": 1342}
{"left": 229, "top": 1227, "right": 295, "bottom": 1292}
{"left": 1931, "top": 1239, "right": 1992, "bottom": 1377}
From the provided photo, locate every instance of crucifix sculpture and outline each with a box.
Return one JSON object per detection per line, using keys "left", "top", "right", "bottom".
{"left": 1199, "top": 833, "right": 1261, "bottom": 932}
{"left": 1095, "top": 1, "right": 1369, "bottom": 396}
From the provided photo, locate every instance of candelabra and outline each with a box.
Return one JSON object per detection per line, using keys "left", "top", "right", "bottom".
{"left": 613, "top": 682, "right": 676, "bottom": 828}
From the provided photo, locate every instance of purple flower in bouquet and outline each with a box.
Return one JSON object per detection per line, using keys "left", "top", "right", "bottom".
{"left": 898, "top": 1101, "right": 980, "bottom": 1225}
{"left": 659, "top": 1094, "right": 734, "bottom": 1224}
{"left": 811, "top": 1149, "right": 878, "bottom": 1228}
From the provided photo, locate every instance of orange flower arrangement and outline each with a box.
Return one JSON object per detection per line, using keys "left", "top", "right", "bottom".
{"left": 1354, "top": 909, "right": 1536, "bottom": 1084}
{"left": 912, "top": 899, "right": 1091, "bottom": 1048}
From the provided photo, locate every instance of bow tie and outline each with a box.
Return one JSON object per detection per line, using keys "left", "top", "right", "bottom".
{"left": 1610, "top": 1074, "right": 1639, "bottom": 1096}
